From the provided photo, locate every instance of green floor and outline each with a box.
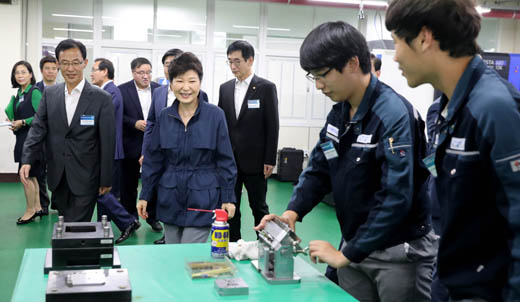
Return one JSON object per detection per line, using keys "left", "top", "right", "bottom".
{"left": 0, "top": 179, "right": 341, "bottom": 301}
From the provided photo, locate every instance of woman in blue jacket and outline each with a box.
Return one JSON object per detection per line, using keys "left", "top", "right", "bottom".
{"left": 137, "top": 52, "right": 237, "bottom": 244}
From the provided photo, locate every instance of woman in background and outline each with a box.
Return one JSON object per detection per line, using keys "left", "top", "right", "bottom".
{"left": 6, "top": 61, "right": 44, "bottom": 224}
{"left": 137, "top": 52, "right": 237, "bottom": 243}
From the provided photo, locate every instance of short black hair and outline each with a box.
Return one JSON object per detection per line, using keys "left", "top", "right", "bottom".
{"left": 168, "top": 52, "right": 203, "bottom": 82}
{"left": 300, "top": 21, "right": 371, "bottom": 74}
{"left": 11, "top": 61, "right": 36, "bottom": 89}
{"left": 131, "top": 57, "right": 152, "bottom": 71}
{"left": 162, "top": 49, "right": 183, "bottom": 64}
{"left": 370, "top": 53, "right": 382, "bottom": 72}
{"left": 227, "top": 40, "right": 255, "bottom": 61}
{"left": 386, "top": 0, "right": 481, "bottom": 58}
{"left": 39, "top": 55, "right": 57, "bottom": 71}
{"left": 95, "top": 58, "right": 115, "bottom": 80}
{"left": 55, "top": 39, "right": 87, "bottom": 61}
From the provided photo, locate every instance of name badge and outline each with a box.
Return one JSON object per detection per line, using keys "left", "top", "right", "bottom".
{"left": 326, "top": 124, "right": 339, "bottom": 143}
{"left": 450, "top": 137, "right": 466, "bottom": 151}
{"left": 320, "top": 141, "right": 338, "bottom": 160}
{"left": 356, "top": 134, "right": 372, "bottom": 144}
{"left": 248, "top": 99, "right": 260, "bottom": 109}
{"left": 80, "top": 115, "right": 95, "bottom": 126}
{"left": 19, "top": 95, "right": 25, "bottom": 103}
{"left": 422, "top": 153, "right": 437, "bottom": 178}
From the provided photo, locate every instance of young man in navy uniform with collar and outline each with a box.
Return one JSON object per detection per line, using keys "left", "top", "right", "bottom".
{"left": 387, "top": 1, "right": 520, "bottom": 301}
{"left": 256, "top": 22, "right": 436, "bottom": 301}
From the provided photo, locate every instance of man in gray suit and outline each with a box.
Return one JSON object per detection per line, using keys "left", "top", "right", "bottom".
{"left": 20, "top": 39, "right": 115, "bottom": 222}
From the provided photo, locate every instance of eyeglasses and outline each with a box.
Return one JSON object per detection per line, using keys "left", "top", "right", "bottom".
{"left": 134, "top": 70, "right": 152, "bottom": 76}
{"left": 306, "top": 68, "right": 332, "bottom": 83}
{"left": 60, "top": 61, "right": 84, "bottom": 68}
{"left": 226, "top": 59, "right": 242, "bottom": 66}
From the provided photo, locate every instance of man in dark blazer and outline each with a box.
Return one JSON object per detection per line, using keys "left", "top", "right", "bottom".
{"left": 34, "top": 55, "right": 58, "bottom": 214}
{"left": 218, "top": 40, "right": 280, "bottom": 242}
{"left": 91, "top": 58, "right": 140, "bottom": 244}
{"left": 119, "top": 57, "right": 162, "bottom": 232}
{"left": 141, "top": 48, "right": 208, "bottom": 244}
{"left": 20, "top": 39, "right": 115, "bottom": 222}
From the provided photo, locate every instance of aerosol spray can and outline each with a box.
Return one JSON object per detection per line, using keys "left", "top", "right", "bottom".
{"left": 211, "top": 209, "right": 229, "bottom": 258}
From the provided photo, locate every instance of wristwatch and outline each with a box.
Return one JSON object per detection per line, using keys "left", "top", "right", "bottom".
{"left": 22, "top": 120, "right": 26, "bottom": 126}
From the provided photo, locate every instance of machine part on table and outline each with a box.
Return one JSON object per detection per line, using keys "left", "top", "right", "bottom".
{"left": 255, "top": 217, "right": 308, "bottom": 284}
{"left": 44, "top": 220, "right": 120, "bottom": 274}
{"left": 214, "top": 277, "right": 249, "bottom": 296}
{"left": 46, "top": 268, "right": 131, "bottom": 302}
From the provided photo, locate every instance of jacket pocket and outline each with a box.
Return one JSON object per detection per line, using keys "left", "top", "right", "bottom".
{"left": 187, "top": 172, "right": 220, "bottom": 211}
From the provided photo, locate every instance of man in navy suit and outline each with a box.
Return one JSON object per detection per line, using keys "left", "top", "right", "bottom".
{"left": 140, "top": 49, "right": 208, "bottom": 244}
{"left": 91, "top": 58, "right": 140, "bottom": 244}
{"left": 119, "top": 57, "right": 162, "bottom": 232}
{"left": 34, "top": 55, "right": 59, "bottom": 215}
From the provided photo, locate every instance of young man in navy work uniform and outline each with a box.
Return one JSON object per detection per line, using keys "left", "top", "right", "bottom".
{"left": 256, "top": 21, "right": 436, "bottom": 301}
{"left": 386, "top": 1, "right": 520, "bottom": 301}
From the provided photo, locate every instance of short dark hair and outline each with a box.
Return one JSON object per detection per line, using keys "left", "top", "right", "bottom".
{"left": 131, "top": 57, "right": 152, "bottom": 71}
{"left": 95, "top": 58, "right": 115, "bottom": 80}
{"left": 162, "top": 49, "right": 183, "bottom": 64}
{"left": 11, "top": 61, "right": 36, "bottom": 89}
{"left": 55, "top": 39, "right": 87, "bottom": 61}
{"left": 300, "top": 21, "right": 371, "bottom": 74}
{"left": 39, "top": 55, "right": 57, "bottom": 71}
{"left": 168, "top": 52, "right": 203, "bottom": 82}
{"left": 370, "top": 53, "right": 382, "bottom": 72}
{"left": 227, "top": 40, "right": 255, "bottom": 61}
{"left": 386, "top": 0, "right": 481, "bottom": 58}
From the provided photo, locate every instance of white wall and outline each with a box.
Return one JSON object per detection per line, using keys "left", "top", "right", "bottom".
{"left": 0, "top": 1, "right": 23, "bottom": 173}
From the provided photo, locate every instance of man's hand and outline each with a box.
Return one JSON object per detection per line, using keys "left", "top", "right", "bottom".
{"left": 99, "top": 186, "right": 111, "bottom": 195}
{"left": 264, "top": 164, "right": 274, "bottom": 179}
{"left": 221, "top": 203, "right": 236, "bottom": 219}
{"left": 135, "top": 120, "right": 147, "bottom": 132}
{"left": 19, "top": 164, "right": 31, "bottom": 186}
{"left": 309, "top": 240, "right": 350, "bottom": 268}
{"left": 10, "top": 120, "right": 23, "bottom": 132}
{"left": 137, "top": 200, "right": 148, "bottom": 220}
{"left": 254, "top": 210, "right": 298, "bottom": 232}
{"left": 139, "top": 155, "right": 144, "bottom": 166}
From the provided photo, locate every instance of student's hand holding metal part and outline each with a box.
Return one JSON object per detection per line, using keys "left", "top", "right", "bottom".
{"left": 309, "top": 240, "right": 350, "bottom": 268}
{"left": 254, "top": 210, "right": 299, "bottom": 232}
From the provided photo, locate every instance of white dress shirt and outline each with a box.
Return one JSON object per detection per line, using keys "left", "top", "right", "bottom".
{"left": 135, "top": 81, "right": 152, "bottom": 119}
{"left": 167, "top": 86, "right": 175, "bottom": 108}
{"left": 234, "top": 73, "right": 254, "bottom": 119}
{"left": 64, "top": 78, "right": 86, "bottom": 125}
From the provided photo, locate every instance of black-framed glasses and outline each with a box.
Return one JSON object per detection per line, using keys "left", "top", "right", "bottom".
{"left": 226, "top": 59, "right": 242, "bottom": 66}
{"left": 60, "top": 61, "right": 84, "bottom": 68}
{"left": 306, "top": 68, "right": 332, "bottom": 83}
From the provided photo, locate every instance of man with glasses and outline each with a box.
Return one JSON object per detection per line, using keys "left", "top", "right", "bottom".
{"left": 218, "top": 40, "right": 279, "bottom": 242}
{"left": 118, "top": 57, "right": 162, "bottom": 232}
{"left": 20, "top": 39, "right": 115, "bottom": 222}
{"left": 255, "top": 22, "right": 435, "bottom": 301}
{"left": 91, "top": 58, "right": 141, "bottom": 244}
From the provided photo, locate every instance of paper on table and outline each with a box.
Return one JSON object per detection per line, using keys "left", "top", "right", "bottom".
{"left": 0, "top": 121, "right": 12, "bottom": 127}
